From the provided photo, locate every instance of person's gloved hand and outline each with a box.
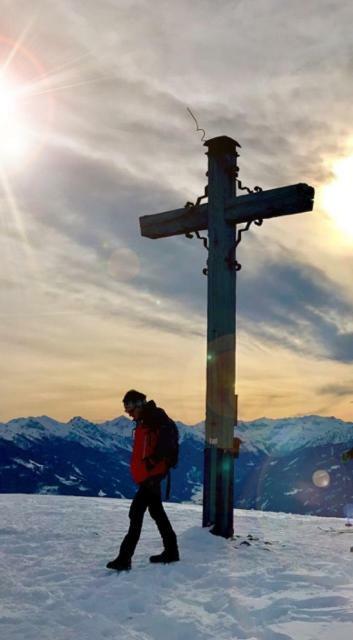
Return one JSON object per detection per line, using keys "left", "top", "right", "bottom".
{"left": 144, "top": 456, "right": 157, "bottom": 471}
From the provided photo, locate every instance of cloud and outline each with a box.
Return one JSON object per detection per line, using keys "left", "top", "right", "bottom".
{"left": 1, "top": 0, "right": 353, "bottom": 421}
{"left": 319, "top": 383, "right": 353, "bottom": 397}
{"left": 238, "top": 247, "right": 353, "bottom": 363}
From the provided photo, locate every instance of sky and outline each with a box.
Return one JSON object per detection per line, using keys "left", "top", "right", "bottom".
{"left": 1, "top": 0, "right": 353, "bottom": 424}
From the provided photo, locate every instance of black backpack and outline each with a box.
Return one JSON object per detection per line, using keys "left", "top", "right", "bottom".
{"left": 163, "top": 418, "right": 179, "bottom": 469}
{"left": 159, "top": 418, "right": 179, "bottom": 499}
{"left": 152, "top": 415, "right": 179, "bottom": 470}
{"left": 141, "top": 402, "right": 179, "bottom": 498}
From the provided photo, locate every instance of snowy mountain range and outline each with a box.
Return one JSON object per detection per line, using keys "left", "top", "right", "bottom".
{"left": 1, "top": 413, "right": 353, "bottom": 517}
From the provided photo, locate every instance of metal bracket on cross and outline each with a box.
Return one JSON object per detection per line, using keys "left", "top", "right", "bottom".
{"left": 184, "top": 185, "right": 209, "bottom": 274}
{"left": 185, "top": 230, "right": 209, "bottom": 275}
{"left": 226, "top": 170, "right": 265, "bottom": 271}
{"left": 226, "top": 218, "right": 264, "bottom": 271}
{"left": 184, "top": 184, "right": 208, "bottom": 210}
{"left": 237, "top": 180, "right": 263, "bottom": 195}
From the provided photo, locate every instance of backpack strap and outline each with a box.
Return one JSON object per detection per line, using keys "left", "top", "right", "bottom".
{"left": 165, "top": 469, "right": 171, "bottom": 500}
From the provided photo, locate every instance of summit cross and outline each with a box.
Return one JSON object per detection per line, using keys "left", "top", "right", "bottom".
{"left": 139, "top": 136, "right": 315, "bottom": 538}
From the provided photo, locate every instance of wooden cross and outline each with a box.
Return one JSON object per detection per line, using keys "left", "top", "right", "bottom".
{"left": 139, "top": 136, "right": 314, "bottom": 538}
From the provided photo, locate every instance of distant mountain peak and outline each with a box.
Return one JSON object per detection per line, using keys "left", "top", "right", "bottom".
{"left": 67, "top": 416, "right": 95, "bottom": 427}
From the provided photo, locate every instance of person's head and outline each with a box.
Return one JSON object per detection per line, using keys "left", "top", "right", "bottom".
{"left": 122, "top": 389, "right": 146, "bottom": 420}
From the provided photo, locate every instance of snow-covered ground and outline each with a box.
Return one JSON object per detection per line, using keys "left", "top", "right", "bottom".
{"left": 1, "top": 495, "right": 353, "bottom": 640}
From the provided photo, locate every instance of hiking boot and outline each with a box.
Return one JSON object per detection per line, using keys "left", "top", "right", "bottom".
{"left": 149, "top": 549, "right": 180, "bottom": 564}
{"left": 106, "top": 557, "right": 131, "bottom": 571}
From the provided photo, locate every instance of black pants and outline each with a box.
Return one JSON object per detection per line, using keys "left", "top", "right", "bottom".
{"left": 118, "top": 476, "right": 177, "bottom": 562}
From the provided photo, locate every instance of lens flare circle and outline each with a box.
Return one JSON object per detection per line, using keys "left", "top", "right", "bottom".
{"left": 312, "top": 469, "right": 330, "bottom": 488}
{"left": 107, "top": 247, "right": 140, "bottom": 282}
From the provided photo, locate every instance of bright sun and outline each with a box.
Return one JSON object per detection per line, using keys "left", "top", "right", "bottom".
{"left": 0, "top": 74, "right": 30, "bottom": 166}
{"left": 321, "top": 155, "right": 353, "bottom": 238}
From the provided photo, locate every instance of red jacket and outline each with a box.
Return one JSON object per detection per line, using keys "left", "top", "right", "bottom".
{"left": 130, "top": 422, "right": 168, "bottom": 484}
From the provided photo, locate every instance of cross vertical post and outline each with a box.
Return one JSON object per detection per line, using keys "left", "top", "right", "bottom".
{"left": 138, "top": 134, "right": 314, "bottom": 540}
{"left": 203, "top": 136, "right": 239, "bottom": 538}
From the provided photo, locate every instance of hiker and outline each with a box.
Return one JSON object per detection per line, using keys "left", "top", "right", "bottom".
{"left": 342, "top": 447, "right": 353, "bottom": 463}
{"left": 106, "top": 389, "right": 179, "bottom": 571}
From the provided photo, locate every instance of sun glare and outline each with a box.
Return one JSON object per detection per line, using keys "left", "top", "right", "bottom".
{"left": 0, "top": 75, "right": 31, "bottom": 165}
{"left": 0, "top": 33, "right": 55, "bottom": 172}
{"left": 321, "top": 155, "right": 353, "bottom": 238}
{"left": 0, "top": 76, "right": 16, "bottom": 114}
{"left": 0, "top": 31, "right": 55, "bottom": 275}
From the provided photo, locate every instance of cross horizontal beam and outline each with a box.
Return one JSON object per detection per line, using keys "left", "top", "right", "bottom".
{"left": 139, "top": 183, "right": 314, "bottom": 239}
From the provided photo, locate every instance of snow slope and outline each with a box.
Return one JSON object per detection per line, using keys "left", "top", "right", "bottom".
{"left": 1, "top": 494, "right": 353, "bottom": 640}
